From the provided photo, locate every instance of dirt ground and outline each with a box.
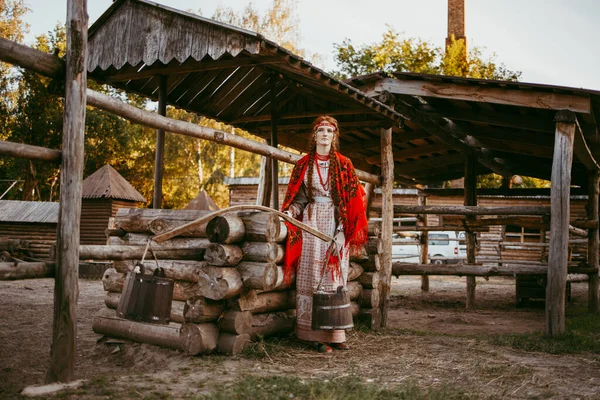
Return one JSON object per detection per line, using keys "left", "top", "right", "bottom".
{"left": 1, "top": 275, "right": 599, "bottom": 399}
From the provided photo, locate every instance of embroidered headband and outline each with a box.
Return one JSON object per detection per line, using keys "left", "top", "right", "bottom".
{"left": 314, "top": 122, "right": 337, "bottom": 132}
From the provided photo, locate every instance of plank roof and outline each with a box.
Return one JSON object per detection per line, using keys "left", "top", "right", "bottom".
{"left": 0, "top": 200, "right": 59, "bottom": 223}
{"left": 82, "top": 164, "right": 146, "bottom": 202}
{"left": 184, "top": 190, "right": 219, "bottom": 211}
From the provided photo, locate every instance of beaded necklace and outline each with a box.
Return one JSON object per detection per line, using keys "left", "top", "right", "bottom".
{"left": 315, "top": 154, "right": 329, "bottom": 191}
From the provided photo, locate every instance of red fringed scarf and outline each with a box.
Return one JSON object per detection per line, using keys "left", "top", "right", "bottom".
{"left": 281, "top": 152, "right": 368, "bottom": 283}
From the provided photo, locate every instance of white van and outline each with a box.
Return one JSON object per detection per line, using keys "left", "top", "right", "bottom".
{"left": 391, "top": 231, "right": 467, "bottom": 264}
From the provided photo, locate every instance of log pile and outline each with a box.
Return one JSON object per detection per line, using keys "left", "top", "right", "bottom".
{"left": 93, "top": 209, "right": 300, "bottom": 356}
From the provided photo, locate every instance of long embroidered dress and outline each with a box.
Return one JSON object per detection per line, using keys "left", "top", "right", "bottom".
{"left": 286, "top": 159, "right": 349, "bottom": 343}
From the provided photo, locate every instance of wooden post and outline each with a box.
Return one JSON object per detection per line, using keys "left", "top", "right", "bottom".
{"left": 380, "top": 127, "right": 394, "bottom": 327}
{"left": 256, "top": 151, "right": 272, "bottom": 207}
{"left": 418, "top": 195, "right": 429, "bottom": 292}
{"left": 587, "top": 171, "right": 599, "bottom": 313}
{"left": 270, "top": 77, "right": 279, "bottom": 210}
{"left": 364, "top": 182, "right": 375, "bottom": 217}
{"left": 546, "top": 110, "right": 576, "bottom": 335}
{"left": 464, "top": 154, "right": 477, "bottom": 309}
{"left": 46, "top": 0, "right": 87, "bottom": 383}
{"left": 153, "top": 75, "right": 168, "bottom": 209}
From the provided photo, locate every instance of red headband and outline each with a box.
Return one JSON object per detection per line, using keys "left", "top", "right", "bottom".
{"left": 314, "top": 122, "right": 337, "bottom": 132}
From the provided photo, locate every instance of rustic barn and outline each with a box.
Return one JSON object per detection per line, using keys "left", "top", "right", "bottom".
{"left": 81, "top": 164, "right": 146, "bottom": 245}
{"left": 225, "top": 177, "right": 289, "bottom": 207}
{"left": 0, "top": 200, "right": 58, "bottom": 259}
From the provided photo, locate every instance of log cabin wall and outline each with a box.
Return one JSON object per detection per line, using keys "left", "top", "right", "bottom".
{"left": 0, "top": 222, "right": 57, "bottom": 259}
{"left": 80, "top": 199, "right": 141, "bottom": 245}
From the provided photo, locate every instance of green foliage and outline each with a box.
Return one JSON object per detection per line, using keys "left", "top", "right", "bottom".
{"left": 333, "top": 27, "right": 521, "bottom": 82}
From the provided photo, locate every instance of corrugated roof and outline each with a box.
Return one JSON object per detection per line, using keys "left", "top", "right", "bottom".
{"left": 82, "top": 164, "right": 146, "bottom": 202}
{"left": 0, "top": 200, "right": 59, "bottom": 223}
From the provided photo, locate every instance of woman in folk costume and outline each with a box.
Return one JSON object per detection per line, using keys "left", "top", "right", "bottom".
{"left": 281, "top": 115, "right": 368, "bottom": 353}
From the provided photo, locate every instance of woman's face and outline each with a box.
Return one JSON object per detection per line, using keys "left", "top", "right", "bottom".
{"left": 314, "top": 125, "right": 335, "bottom": 148}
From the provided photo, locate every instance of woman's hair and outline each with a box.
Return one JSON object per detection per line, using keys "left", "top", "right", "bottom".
{"left": 306, "top": 116, "right": 341, "bottom": 209}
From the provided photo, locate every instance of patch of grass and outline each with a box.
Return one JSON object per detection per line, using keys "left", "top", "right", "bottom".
{"left": 199, "top": 375, "right": 470, "bottom": 400}
{"left": 488, "top": 306, "right": 600, "bottom": 355}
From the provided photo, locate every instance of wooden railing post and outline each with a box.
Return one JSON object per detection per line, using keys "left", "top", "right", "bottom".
{"left": 465, "top": 154, "right": 477, "bottom": 309}
{"left": 270, "top": 77, "right": 279, "bottom": 210}
{"left": 153, "top": 75, "right": 168, "bottom": 209}
{"left": 587, "top": 171, "right": 600, "bottom": 313}
{"left": 380, "top": 126, "right": 394, "bottom": 327}
{"left": 546, "top": 110, "right": 576, "bottom": 335}
{"left": 418, "top": 194, "right": 429, "bottom": 292}
{"left": 46, "top": 0, "right": 87, "bottom": 383}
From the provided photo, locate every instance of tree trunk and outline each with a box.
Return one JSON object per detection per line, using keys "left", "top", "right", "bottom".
{"left": 78, "top": 245, "right": 206, "bottom": 261}
{"left": 196, "top": 266, "right": 243, "bottom": 300}
{"left": 149, "top": 217, "right": 208, "bottom": 237}
{"left": 204, "top": 244, "right": 243, "bottom": 266}
{"left": 587, "top": 171, "right": 599, "bottom": 313}
{"left": 113, "top": 209, "right": 213, "bottom": 235}
{"left": 267, "top": 266, "right": 295, "bottom": 292}
{"left": 242, "top": 242, "right": 284, "bottom": 263}
{"left": 228, "top": 290, "right": 296, "bottom": 313}
{"left": 348, "top": 262, "right": 364, "bottom": 281}
{"left": 108, "top": 234, "right": 211, "bottom": 250}
{"left": 113, "top": 260, "right": 207, "bottom": 283}
{"left": 178, "top": 322, "right": 219, "bottom": 355}
{"left": 237, "top": 262, "right": 277, "bottom": 291}
{"left": 206, "top": 215, "right": 245, "bottom": 244}
{"left": 0, "top": 261, "right": 53, "bottom": 280}
{"left": 183, "top": 296, "right": 224, "bottom": 323}
{"left": 217, "top": 333, "right": 251, "bottom": 355}
{"left": 217, "top": 310, "right": 252, "bottom": 334}
{"left": 357, "top": 254, "right": 381, "bottom": 272}
{"left": 102, "top": 268, "right": 126, "bottom": 293}
{"left": 465, "top": 155, "right": 477, "bottom": 309}
{"left": 250, "top": 310, "right": 296, "bottom": 340}
{"left": 359, "top": 272, "right": 380, "bottom": 289}
{"left": 240, "top": 212, "right": 287, "bottom": 243}
{"left": 365, "top": 238, "right": 383, "bottom": 255}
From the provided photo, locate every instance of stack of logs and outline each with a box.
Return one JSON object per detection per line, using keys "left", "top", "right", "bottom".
{"left": 0, "top": 238, "right": 54, "bottom": 280}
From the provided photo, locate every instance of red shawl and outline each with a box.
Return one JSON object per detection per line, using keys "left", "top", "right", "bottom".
{"left": 281, "top": 152, "right": 368, "bottom": 283}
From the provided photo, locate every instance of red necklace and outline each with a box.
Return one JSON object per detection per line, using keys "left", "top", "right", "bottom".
{"left": 315, "top": 158, "right": 329, "bottom": 191}
{"left": 315, "top": 153, "right": 329, "bottom": 161}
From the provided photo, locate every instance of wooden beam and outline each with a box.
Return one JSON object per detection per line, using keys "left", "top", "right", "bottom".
{"left": 366, "top": 77, "right": 591, "bottom": 114}
{"left": 587, "top": 171, "right": 600, "bottom": 313}
{"left": 153, "top": 75, "right": 167, "bottom": 209}
{"left": 392, "top": 263, "right": 597, "bottom": 277}
{"left": 464, "top": 155, "right": 477, "bottom": 309}
{"left": 232, "top": 108, "right": 377, "bottom": 123}
{"left": 366, "top": 142, "right": 449, "bottom": 164}
{"left": 418, "top": 195, "right": 429, "bottom": 292}
{"left": 394, "top": 153, "right": 464, "bottom": 175}
{"left": 380, "top": 126, "right": 394, "bottom": 328}
{"left": 394, "top": 205, "right": 550, "bottom": 216}
{"left": 270, "top": 78, "right": 279, "bottom": 210}
{"left": 106, "top": 56, "right": 283, "bottom": 82}
{"left": 546, "top": 110, "right": 576, "bottom": 336}
{"left": 573, "top": 118, "right": 600, "bottom": 170}
{"left": 0, "top": 140, "right": 61, "bottom": 163}
{"left": 46, "top": 0, "right": 87, "bottom": 383}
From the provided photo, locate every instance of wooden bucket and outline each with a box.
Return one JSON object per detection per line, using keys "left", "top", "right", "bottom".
{"left": 311, "top": 286, "right": 353, "bottom": 330}
{"left": 116, "top": 266, "right": 174, "bottom": 324}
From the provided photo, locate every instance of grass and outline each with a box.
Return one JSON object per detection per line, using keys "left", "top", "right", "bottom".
{"left": 488, "top": 306, "right": 600, "bottom": 355}
{"left": 199, "top": 375, "right": 472, "bottom": 400}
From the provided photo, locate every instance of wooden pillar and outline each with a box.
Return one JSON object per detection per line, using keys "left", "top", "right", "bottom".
{"left": 270, "top": 78, "right": 279, "bottom": 210}
{"left": 46, "top": 0, "right": 87, "bottom": 383}
{"left": 464, "top": 154, "right": 477, "bottom": 309}
{"left": 587, "top": 171, "right": 600, "bottom": 313}
{"left": 546, "top": 110, "right": 576, "bottom": 335}
{"left": 256, "top": 153, "right": 272, "bottom": 207}
{"left": 364, "top": 182, "right": 375, "bottom": 216}
{"left": 152, "top": 75, "right": 168, "bottom": 209}
{"left": 418, "top": 195, "right": 429, "bottom": 291}
{"left": 380, "top": 127, "right": 394, "bottom": 327}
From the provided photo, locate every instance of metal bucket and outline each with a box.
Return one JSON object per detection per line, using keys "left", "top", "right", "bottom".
{"left": 311, "top": 286, "right": 353, "bottom": 330}
{"left": 117, "top": 265, "right": 174, "bottom": 324}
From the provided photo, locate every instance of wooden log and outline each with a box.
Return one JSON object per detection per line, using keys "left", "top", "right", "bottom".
{"left": 109, "top": 234, "right": 211, "bottom": 250}
{"left": 152, "top": 75, "right": 167, "bottom": 209}
{"left": 349, "top": 301, "right": 360, "bottom": 317}
{"left": 465, "top": 155, "right": 477, "bottom": 310}
{"left": 0, "top": 261, "right": 53, "bottom": 280}
{"left": 77, "top": 245, "right": 205, "bottom": 261}
{"left": 47, "top": 0, "right": 87, "bottom": 382}
{"left": 357, "top": 254, "right": 381, "bottom": 272}
{"left": 217, "top": 310, "right": 252, "bottom": 334}
{"left": 183, "top": 296, "right": 224, "bottom": 323}
{"left": 105, "top": 228, "right": 126, "bottom": 238}
{"left": 392, "top": 262, "right": 596, "bottom": 276}
{"left": 242, "top": 242, "right": 284, "bottom": 263}
{"left": 113, "top": 260, "right": 207, "bottom": 283}
{"left": 368, "top": 221, "right": 380, "bottom": 237}
{"left": 359, "top": 271, "right": 380, "bottom": 289}
{"left": 102, "top": 268, "right": 126, "bottom": 293}
{"left": 149, "top": 217, "right": 208, "bottom": 238}
{"left": 206, "top": 215, "right": 245, "bottom": 244}
{"left": 104, "top": 291, "right": 187, "bottom": 323}
{"left": 113, "top": 209, "right": 212, "bottom": 235}
{"left": 0, "top": 38, "right": 381, "bottom": 185}
{"left": 418, "top": 195, "right": 429, "bottom": 292}
{"left": 267, "top": 266, "right": 295, "bottom": 292}
{"left": 204, "top": 244, "right": 243, "bottom": 267}
{"left": 217, "top": 333, "right": 251, "bottom": 356}
{"left": 350, "top": 247, "right": 368, "bottom": 261}
{"left": 365, "top": 238, "right": 383, "bottom": 255}
{"left": 356, "top": 308, "right": 381, "bottom": 330}
{"left": 347, "top": 280, "right": 362, "bottom": 301}
{"left": 588, "top": 171, "right": 600, "bottom": 313}
{"left": 571, "top": 219, "right": 599, "bottom": 230}
{"left": 546, "top": 111, "right": 576, "bottom": 336}
{"left": 228, "top": 290, "right": 296, "bottom": 313}
{"left": 359, "top": 281, "right": 381, "bottom": 309}
{"left": 380, "top": 126, "right": 393, "bottom": 328}
{"left": 348, "top": 262, "right": 364, "bottom": 281}
{"left": 196, "top": 266, "right": 243, "bottom": 300}
{"left": 0, "top": 139, "right": 61, "bottom": 163}
{"left": 250, "top": 310, "right": 296, "bottom": 340}
{"left": 178, "top": 322, "right": 219, "bottom": 355}
{"left": 239, "top": 212, "right": 287, "bottom": 243}
{"left": 237, "top": 262, "right": 277, "bottom": 291}
{"left": 395, "top": 205, "right": 551, "bottom": 216}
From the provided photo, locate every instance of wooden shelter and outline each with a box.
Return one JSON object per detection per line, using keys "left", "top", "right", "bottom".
{"left": 1, "top": 0, "right": 600, "bottom": 381}
{"left": 81, "top": 164, "right": 146, "bottom": 245}
{"left": 184, "top": 190, "right": 219, "bottom": 211}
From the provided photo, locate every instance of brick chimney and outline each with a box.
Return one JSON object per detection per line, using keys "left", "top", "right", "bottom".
{"left": 446, "top": 0, "right": 466, "bottom": 49}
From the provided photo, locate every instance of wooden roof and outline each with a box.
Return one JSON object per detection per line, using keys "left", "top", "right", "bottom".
{"left": 346, "top": 72, "right": 600, "bottom": 186}
{"left": 82, "top": 164, "right": 146, "bottom": 202}
{"left": 0, "top": 200, "right": 59, "bottom": 223}
{"left": 184, "top": 190, "right": 219, "bottom": 211}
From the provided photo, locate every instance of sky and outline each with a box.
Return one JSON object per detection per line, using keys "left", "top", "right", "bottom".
{"left": 20, "top": 0, "right": 600, "bottom": 91}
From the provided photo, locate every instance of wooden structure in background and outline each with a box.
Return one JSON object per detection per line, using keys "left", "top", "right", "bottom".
{"left": 81, "top": 164, "right": 146, "bottom": 245}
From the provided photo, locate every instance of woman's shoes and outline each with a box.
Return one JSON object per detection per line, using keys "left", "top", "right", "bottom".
{"left": 313, "top": 342, "right": 333, "bottom": 353}
{"left": 330, "top": 342, "right": 350, "bottom": 351}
